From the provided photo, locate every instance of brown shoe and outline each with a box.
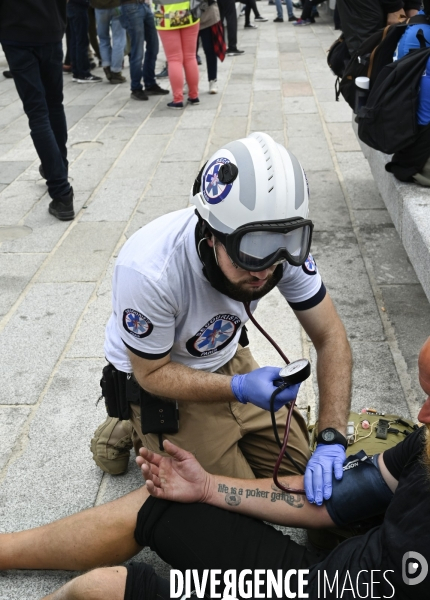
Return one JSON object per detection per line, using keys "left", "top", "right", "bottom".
{"left": 90, "top": 416, "right": 134, "bottom": 475}
{"left": 110, "top": 70, "right": 127, "bottom": 84}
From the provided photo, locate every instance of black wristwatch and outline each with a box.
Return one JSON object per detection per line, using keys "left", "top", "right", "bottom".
{"left": 317, "top": 428, "right": 348, "bottom": 449}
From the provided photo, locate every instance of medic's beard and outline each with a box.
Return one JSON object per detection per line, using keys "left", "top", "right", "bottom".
{"left": 423, "top": 425, "right": 430, "bottom": 479}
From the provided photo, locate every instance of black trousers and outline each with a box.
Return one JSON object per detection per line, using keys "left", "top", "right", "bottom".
{"left": 199, "top": 27, "right": 218, "bottom": 81}
{"left": 125, "top": 497, "right": 323, "bottom": 600}
{"left": 2, "top": 42, "right": 71, "bottom": 199}
{"left": 300, "top": 0, "right": 325, "bottom": 20}
{"left": 217, "top": 0, "right": 238, "bottom": 50}
{"left": 67, "top": 1, "right": 91, "bottom": 79}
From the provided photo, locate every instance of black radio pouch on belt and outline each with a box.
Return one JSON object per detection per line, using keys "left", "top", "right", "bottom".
{"left": 139, "top": 387, "right": 179, "bottom": 434}
{"left": 100, "top": 364, "right": 130, "bottom": 421}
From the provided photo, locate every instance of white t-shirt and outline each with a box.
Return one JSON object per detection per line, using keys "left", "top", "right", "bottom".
{"left": 104, "top": 208, "right": 325, "bottom": 373}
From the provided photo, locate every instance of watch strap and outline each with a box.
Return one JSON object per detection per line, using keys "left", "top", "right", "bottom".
{"left": 317, "top": 427, "right": 348, "bottom": 449}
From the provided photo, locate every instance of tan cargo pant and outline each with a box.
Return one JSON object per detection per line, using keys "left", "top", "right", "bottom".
{"left": 130, "top": 345, "right": 311, "bottom": 479}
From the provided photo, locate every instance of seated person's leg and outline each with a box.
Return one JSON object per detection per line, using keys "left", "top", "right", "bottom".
{"left": 42, "top": 567, "right": 127, "bottom": 600}
{"left": 0, "top": 487, "right": 147, "bottom": 571}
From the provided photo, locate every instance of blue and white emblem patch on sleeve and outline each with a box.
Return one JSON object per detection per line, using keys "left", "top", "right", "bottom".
{"left": 302, "top": 254, "right": 317, "bottom": 276}
{"left": 123, "top": 308, "right": 153, "bottom": 338}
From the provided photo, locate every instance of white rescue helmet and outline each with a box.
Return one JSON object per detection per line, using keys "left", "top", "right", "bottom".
{"left": 190, "top": 132, "right": 313, "bottom": 271}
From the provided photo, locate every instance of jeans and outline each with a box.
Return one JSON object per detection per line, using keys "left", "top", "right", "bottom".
{"left": 119, "top": 2, "right": 158, "bottom": 90}
{"left": 2, "top": 42, "right": 70, "bottom": 199}
{"left": 67, "top": 2, "right": 91, "bottom": 79}
{"left": 275, "top": 0, "right": 294, "bottom": 19}
{"left": 95, "top": 7, "right": 126, "bottom": 73}
{"left": 199, "top": 27, "right": 217, "bottom": 81}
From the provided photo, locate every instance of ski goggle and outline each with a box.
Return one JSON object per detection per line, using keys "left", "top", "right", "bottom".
{"left": 215, "top": 218, "right": 314, "bottom": 272}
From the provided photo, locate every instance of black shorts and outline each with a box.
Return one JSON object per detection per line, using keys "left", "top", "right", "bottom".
{"left": 125, "top": 497, "right": 323, "bottom": 600}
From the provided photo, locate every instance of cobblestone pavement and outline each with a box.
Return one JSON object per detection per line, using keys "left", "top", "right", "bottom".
{"left": 1, "top": 6, "right": 430, "bottom": 598}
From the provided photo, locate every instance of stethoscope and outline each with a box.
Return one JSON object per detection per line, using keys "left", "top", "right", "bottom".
{"left": 244, "top": 302, "right": 311, "bottom": 495}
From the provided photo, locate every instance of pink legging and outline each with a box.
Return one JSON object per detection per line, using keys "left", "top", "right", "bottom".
{"left": 158, "top": 23, "right": 200, "bottom": 103}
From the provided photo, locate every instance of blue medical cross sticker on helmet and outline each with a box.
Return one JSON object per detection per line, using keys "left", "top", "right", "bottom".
{"left": 302, "top": 254, "right": 317, "bottom": 276}
{"left": 202, "top": 158, "right": 234, "bottom": 205}
{"left": 186, "top": 314, "right": 241, "bottom": 357}
{"left": 123, "top": 308, "right": 153, "bottom": 339}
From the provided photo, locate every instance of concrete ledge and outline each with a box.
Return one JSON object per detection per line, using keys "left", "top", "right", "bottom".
{"left": 352, "top": 119, "right": 430, "bottom": 304}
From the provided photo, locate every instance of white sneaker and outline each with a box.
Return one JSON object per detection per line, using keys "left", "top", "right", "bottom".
{"left": 209, "top": 80, "right": 218, "bottom": 94}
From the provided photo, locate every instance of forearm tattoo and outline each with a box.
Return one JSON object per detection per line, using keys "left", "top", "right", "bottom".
{"left": 217, "top": 483, "right": 304, "bottom": 508}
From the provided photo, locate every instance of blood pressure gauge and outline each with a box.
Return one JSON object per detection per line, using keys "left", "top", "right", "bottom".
{"left": 278, "top": 359, "right": 311, "bottom": 385}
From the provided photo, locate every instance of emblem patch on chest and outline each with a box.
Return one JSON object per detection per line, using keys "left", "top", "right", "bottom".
{"left": 186, "top": 314, "right": 241, "bottom": 357}
{"left": 123, "top": 308, "right": 153, "bottom": 338}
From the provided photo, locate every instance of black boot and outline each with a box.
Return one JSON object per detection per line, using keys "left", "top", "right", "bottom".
{"left": 48, "top": 187, "right": 75, "bottom": 221}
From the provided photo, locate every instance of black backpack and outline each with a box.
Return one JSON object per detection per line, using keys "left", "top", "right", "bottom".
{"left": 327, "top": 34, "right": 351, "bottom": 99}
{"left": 338, "top": 15, "right": 430, "bottom": 107}
{"left": 356, "top": 42, "right": 430, "bottom": 154}
{"left": 327, "top": 34, "right": 351, "bottom": 78}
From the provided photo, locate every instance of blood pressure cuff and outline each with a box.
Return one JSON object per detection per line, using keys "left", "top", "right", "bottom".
{"left": 325, "top": 450, "right": 394, "bottom": 528}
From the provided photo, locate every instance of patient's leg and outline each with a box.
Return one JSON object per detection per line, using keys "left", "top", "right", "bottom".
{"left": 0, "top": 487, "right": 148, "bottom": 572}
{"left": 42, "top": 567, "right": 127, "bottom": 600}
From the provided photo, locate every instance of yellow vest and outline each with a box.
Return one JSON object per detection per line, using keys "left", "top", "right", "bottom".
{"left": 154, "top": 0, "right": 199, "bottom": 30}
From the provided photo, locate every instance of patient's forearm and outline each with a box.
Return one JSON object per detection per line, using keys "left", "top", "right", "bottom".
{"left": 205, "top": 475, "right": 335, "bottom": 528}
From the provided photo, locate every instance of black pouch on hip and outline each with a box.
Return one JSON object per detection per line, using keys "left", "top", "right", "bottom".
{"left": 139, "top": 387, "right": 179, "bottom": 434}
{"left": 100, "top": 364, "right": 130, "bottom": 421}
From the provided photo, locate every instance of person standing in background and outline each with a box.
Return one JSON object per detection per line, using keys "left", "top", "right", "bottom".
{"left": 119, "top": 0, "right": 169, "bottom": 101}
{"left": 153, "top": 0, "right": 200, "bottom": 108}
{"left": 67, "top": 0, "right": 103, "bottom": 82}
{"left": 92, "top": 0, "right": 128, "bottom": 83}
{"left": 0, "top": 0, "right": 75, "bottom": 221}
{"left": 199, "top": 1, "right": 224, "bottom": 95}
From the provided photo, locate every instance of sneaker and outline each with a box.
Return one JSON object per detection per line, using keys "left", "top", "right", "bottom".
{"left": 156, "top": 65, "right": 168, "bottom": 78}
{"left": 293, "top": 1, "right": 302, "bottom": 7}
{"left": 110, "top": 71, "right": 127, "bottom": 84}
{"left": 90, "top": 417, "right": 134, "bottom": 475}
{"left": 273, "top": 16, "right": 284, "bottom": 22}
{"left": 209, "top": 80, "right": 218, "bottom": 94}
{"left": 48, "top": 187, "right": 75, "bottom": 221}
{"left": 226, "top": 48, "right": 245, "bottom": 56}
{"left": 254, "top": 16, "right": 268, "bottom": 21}
{"left": 288, "top": 15, "right": 298, "bottom": 21}
{"left": 145, "top": 83, "right": 169, "bottom": 95}
{"left": 3, "top": 70, "right": 13, "bottom": 78}
{"left": 245, "top": 23, "right": 258, "bottom": 28}
{"left": 293, "top": 18, "right": 311, "bottom": 25}
{"left": 187, "top": 97, "right": 200, "bottom": 105}
{"left": 103, "top": 66, "right": 112, "bottom": 81}
{"left": 131, "top": 89, "right": 149, "bottom": 101}
{"left": 167, "top": 101, "right": 184, "bottom": 109}
{"left": 75, "top": 74, "right": 103, "bottom": 83}
{"left": 268, "top": 1, "right": 275, "bottom": 4}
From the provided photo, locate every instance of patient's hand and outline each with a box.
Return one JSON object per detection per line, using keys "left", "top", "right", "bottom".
{"left": 137, "top": 441, "right": 212, "bottom": 504}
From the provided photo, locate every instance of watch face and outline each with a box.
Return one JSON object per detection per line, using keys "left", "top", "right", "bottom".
{"left": 322, "top": 430, "right": 335, "bottom": 442}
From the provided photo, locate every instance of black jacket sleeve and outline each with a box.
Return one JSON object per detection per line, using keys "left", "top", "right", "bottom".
{"left": 383, "top": 427, "right": 426, "bottom": 480}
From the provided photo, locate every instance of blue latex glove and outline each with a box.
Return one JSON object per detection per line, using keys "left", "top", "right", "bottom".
{"left": 231, "top": 366, "right": 301, "bottom": 411}
{"left": 304, "top": 443, "right": 346, "bottom": 505}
